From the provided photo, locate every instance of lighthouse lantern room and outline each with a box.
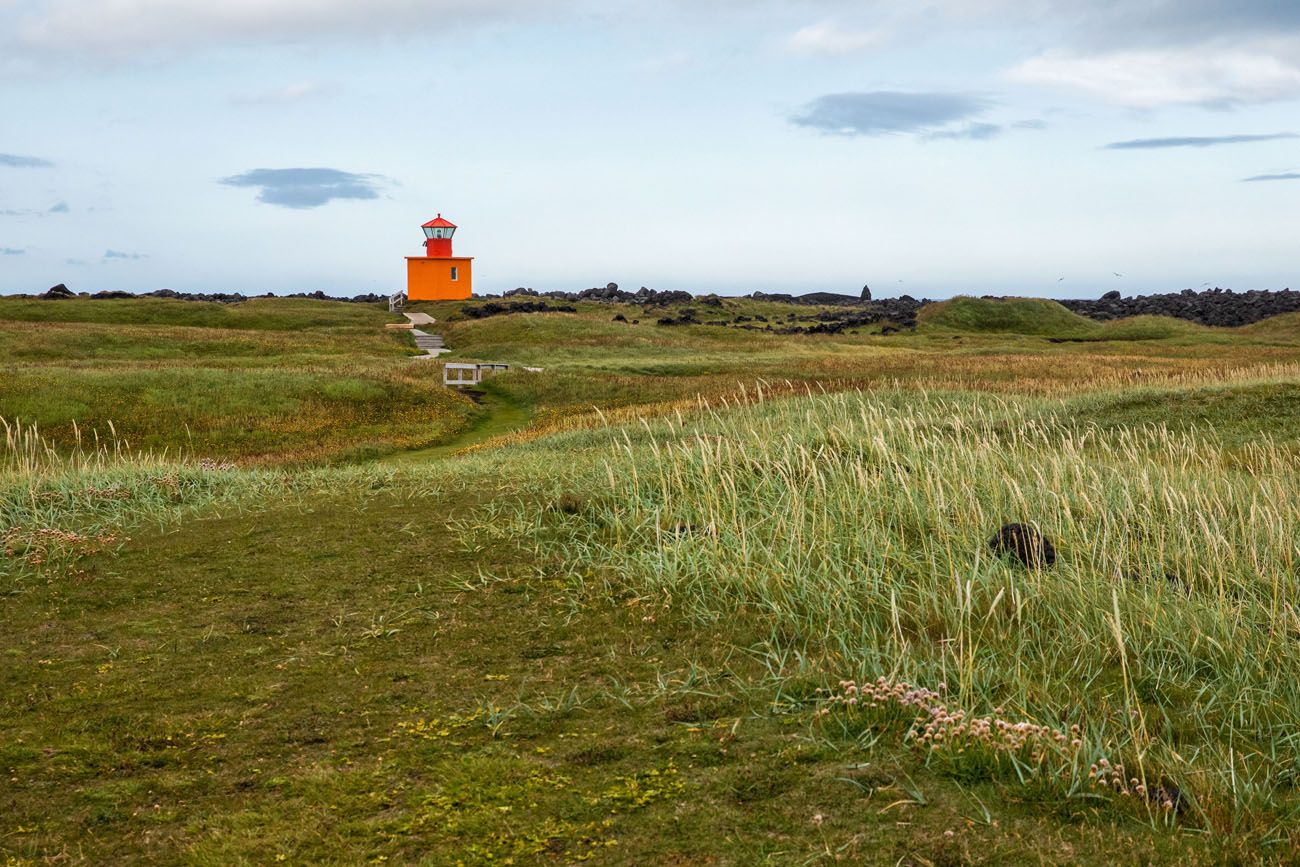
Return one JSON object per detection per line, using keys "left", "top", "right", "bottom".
{"left": 407, "top": 214, "right": 473, "bottom": 301}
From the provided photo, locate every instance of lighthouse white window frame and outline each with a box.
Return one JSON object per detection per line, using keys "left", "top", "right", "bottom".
{"left": 450, "top": 266, "right": 459, "bottom": 281}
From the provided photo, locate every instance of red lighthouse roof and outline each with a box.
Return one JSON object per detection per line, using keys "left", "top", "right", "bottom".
{"left": 422, "top": 214, "right": 457, "bottom": 229}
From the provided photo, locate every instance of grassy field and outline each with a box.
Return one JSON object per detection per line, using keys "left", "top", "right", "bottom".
{"left": 4, "top": 294, "right": 1300, "bottom": 863}
{"left": 0, "top": 297, "right": 475, "bottom": 464}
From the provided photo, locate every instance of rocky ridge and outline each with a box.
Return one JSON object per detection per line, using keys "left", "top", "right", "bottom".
{"left": 1057, "top": 287, "right": 1300, "bottom": 328}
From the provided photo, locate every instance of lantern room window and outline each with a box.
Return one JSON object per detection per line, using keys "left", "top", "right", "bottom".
{"left": 424, "top": 226, "right": 455, "bottom": 240}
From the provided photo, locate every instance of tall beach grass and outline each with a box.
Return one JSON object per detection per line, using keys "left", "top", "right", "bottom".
{"left": 532, "top": 385, "right": 1300, "bottom": 833}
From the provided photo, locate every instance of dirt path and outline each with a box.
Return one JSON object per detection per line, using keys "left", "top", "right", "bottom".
{"left": 384, "top": 383, "right": 533, "bottom": 464}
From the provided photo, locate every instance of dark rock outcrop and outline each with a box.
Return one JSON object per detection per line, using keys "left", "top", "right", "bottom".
{"left": 40, "top": 283, "right": 74, "bottom": 299}
{"left": 1061, "top": 287, "right": 1300, "bottom": 327}
{"left": 795, "top": 292, "right": 864, "bottom": 306}
{"left": 656, "top": 307, "right": 698, "bottom": 326}
{"left": 505, "top": 284, "right": 692, "bottom": 305}
{"left": 460, "top": 301, "right": 577, "bottom": 319}
{"left": 145, "top": 289, "right": 248, "bottom": 303}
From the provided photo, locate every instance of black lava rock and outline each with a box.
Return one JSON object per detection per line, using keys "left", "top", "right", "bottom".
{"left": 797, "top": 292, "right": 862, "bottom": 306}
{"left": 656, "top": 308, "right": 698, "bottom": 326}
{"left": 1150, "top": 782, "right": 1187, "bottom": 814}
{"left": 461, "top": 301, "right": 577, "bottom": 319}
{"left": 1061, "top": 287, "right": 1300, "bottom": 327}
{"left": 989, "top": 523, "right": 1057, "bottom": 568}
{"left": 40, "top": 283, "right": 74, "bottom": 299}
{"left": 861, "top": 284, "right": 872, "bottom": 301}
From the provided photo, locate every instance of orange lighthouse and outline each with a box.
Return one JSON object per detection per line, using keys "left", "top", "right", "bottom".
{"left": 406, "top": 214, "right": 473, "bottom": 301}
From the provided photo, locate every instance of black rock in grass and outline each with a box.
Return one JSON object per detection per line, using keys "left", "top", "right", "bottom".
{"left": 988, "top": 523, "right": 1056, "bottom": 568}
{"left": 612, "top": 313, "right": 627, "bottom": 322}
{"left": 1150, "top": 782, "right": 1187, "bottom": 815}
{"left": 553, "top": 493, "right": 585, "bottom": 515}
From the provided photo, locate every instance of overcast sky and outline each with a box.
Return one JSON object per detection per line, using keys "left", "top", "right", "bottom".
{"left": 1, "top": 0, "right": 1297, "bottom": 297}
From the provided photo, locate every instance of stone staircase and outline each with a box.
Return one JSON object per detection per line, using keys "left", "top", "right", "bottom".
{"left": 410, "top": 329, "right": 448, "bottom": 356}
{"left": 398, "top": 311, "right": 448, "bottom": 357}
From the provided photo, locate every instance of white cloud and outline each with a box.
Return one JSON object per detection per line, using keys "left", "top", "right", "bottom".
{"left": 11, "top": 0, "right": 557, "bottom": 57}
{"left": 1008, "top": 44, "right": 1300, "bottom": 108}
{"left": 782, "top": 20, "right": 885, "bottom": 56}
{"left": 790, "top": 91, "right": 1012, "bottom": 142}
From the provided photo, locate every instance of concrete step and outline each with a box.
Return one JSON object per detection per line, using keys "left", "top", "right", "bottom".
{"left": 411, "top": 327, "right": 447, "bottom": 355}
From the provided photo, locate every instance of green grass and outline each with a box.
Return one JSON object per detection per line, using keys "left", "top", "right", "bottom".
{"left": 1092, "top": 315, "right": 1216, "bottom": 342}
{"left": 0, "top": 296, "right": 396, "bottom": 331}
{"left": 383, "top": 379, "right": 534, "bottom": 463}
{"left": 6, "top": 294, "right": 1300, "bottom": 862}
{"left": 1069, "top": 380, "right": 1300, "bottom": 445}
{"left": 2, "top": 365, "right": 472, "bottom": 463}
{"left": 7, "top": 294, "right": 1300, "bottom": 464}
{"left": 0, "top": 424, "right": 1226, "bottom": 865}
{"left": 0, "top": 297, "right": 474, "bottom": 464}
{"left": 483, "top": 378, "right": 1300, "bottom": 853}
{"left": 1241, "top": 311, "right": 1300, "bottom": 341}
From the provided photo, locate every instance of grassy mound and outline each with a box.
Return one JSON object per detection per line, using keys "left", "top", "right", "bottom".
{"left": 1091, "top": 314, "right": 1214, "bottom": 341}
{"left": 918, "top": 296, "right": 1099, "bottom": 335}
{"left": 1240, "top": 311, "right": 1300, "bottom": 339}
